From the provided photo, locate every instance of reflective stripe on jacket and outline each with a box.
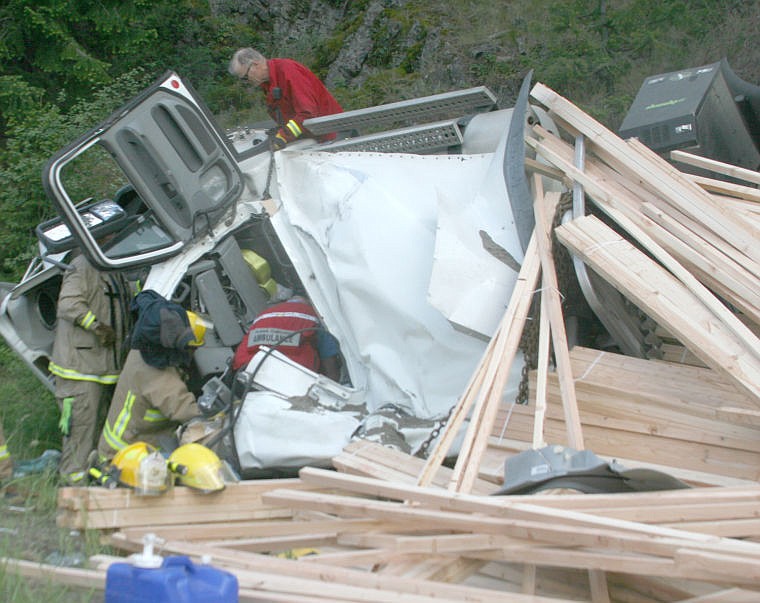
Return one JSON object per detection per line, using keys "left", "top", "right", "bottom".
{"left": 50, "top": 254, "right": 129, "bottom": 381}
{"left": 99, "top": 350, "right": 199, "bottom": 457}
{"left": 232, "top": 297, "right": 321, "bottom": 371}
{"left": 262, "top": 58, "right": 343, "bottom": 143}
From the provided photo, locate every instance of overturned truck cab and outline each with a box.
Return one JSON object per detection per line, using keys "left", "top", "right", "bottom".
{"left": 0, "top": 71, "right": 560, "bottom": 476}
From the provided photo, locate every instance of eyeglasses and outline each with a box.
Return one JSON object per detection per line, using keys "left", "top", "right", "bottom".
{"left": 239, "top": 63, "right": 253, "bottom": 82}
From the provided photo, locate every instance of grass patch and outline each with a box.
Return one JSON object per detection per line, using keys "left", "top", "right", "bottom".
{"left": 0, "top": 345, "right": 107, "bottom": 599}
{"left": 0, "top": 342, "right": 59, "bottom": 459}
{"left": 0, "top": 472, "right": 106, "bottom": 602}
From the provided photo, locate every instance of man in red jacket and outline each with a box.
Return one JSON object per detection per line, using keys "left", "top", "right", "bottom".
{"left": 229, "top": 48, "right": 343, "bottom": 149}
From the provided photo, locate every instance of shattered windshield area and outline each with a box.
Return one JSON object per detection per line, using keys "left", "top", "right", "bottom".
{"left": 42, "top": 144, "right": 175, "bottom": 258}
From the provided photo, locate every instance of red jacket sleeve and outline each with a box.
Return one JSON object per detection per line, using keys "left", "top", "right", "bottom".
{"left": 267, "top": 59, "right": 343, "bottom": 143}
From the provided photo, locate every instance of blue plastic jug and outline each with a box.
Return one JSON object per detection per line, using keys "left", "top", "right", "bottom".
{"left": 105, "top": 535, "right": 238, "bottom": 603}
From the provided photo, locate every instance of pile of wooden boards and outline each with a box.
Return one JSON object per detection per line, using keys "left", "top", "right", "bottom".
{"left": 49, "top": 441, "right": 760, "bottom": 601}
{"left": 14, "top": 81, "right": 760, "bottom": 601}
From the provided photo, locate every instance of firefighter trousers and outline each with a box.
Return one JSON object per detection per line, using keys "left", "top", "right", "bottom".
{"left": 55, "top": 377, "right": 111, "bottom": 484}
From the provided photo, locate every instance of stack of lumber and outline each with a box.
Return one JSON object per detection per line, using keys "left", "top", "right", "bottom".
{"left": 489, "top": 346, "right": 760, "bottom": 488}
{"left": 49, "top": 449, "right": 760, "bottom": 601}
{"left": 13, "top": 81, "right": 760, "bottom": 600}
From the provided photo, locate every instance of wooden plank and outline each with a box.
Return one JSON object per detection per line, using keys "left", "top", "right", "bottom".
{"left": 529, "top": 377, "right": 760, "bottom": 453}
{"left": 547, "top": 105, "right": 760, "bottom": 284}
{"left": 59, "top": 502, "right": 294, "bottom": 530}
{"left": 480, "top": 562, "right": 593, "bottom": 601}
{"left": 658, "top": 343, "right": 706, "bottom": 367}
{"left": 534, "top": 120, "right": 760, "bottom": 324}
{"left": 525, "top": 156, "right": 568, "bottom": 183}
{"left": 675, "top": 549, "right": 760, "bottom": 585}
{"left": 58, "top": 478, "right": 312, "bottom": 511}
{"left": 472, "top": 545, "right": 676, "bottom": 579}
{"left": 420, "top": 232, "right": 540, "bottom": 492}
{"left": 108, "top": 534, "right": 571, "bottom": 603}
{"left": 1, "top": 557, "right": 105, "bottom": 590}
{"left": 662, "top": 518, "right": 760, "bottom": 539}
{"left": 554, "top": 215, "right": 760, "bottom": 402}
{"left": 669, "top": 150, "right": 760, "bottom": 187}
{"left": 674, "top": 588, "right": 760, "bottom": 603}
{"left": 334, "top": 440, "right": 495, "bottom": 493}
{"left": 485, "top": 434, "right": 758, "bottom": 488}
{"left": 628, "top": 137, "right": 760, "bottom": 270}
{"left": 527, "top": 126, "right": 760, "bottom": 341}
{"left": 294, "top": 468, "right": 760, "bottom": 555}
{"left": 688, "top": 175, "right": 760, "bottom": 204}
{"left": 488, "top": 482, "right": 760, "bottom": 512}
{"left": 257, "top": 492, "right": 760, "bottom": 584}
{"left": 532, "top": 291, "right": 551, "bottom": 449}
{"left": 530, "top": 82, "right": 760, "bottom": 268}
{"left": 498, "top": 402, "right": 760, "bottom": 481}
{"left": 120, "top": 518, "right": 380, "bottom": 543}
{"left": 532, "top": 182, "right": 584, "bottom": 449}
{"left": 588, "top": 569, "right": 611, "bottom": 603}
{"left": 715, "top": 406, "right": 760, "bottom": 428}
{"left": 638, "top": 201, "right": 760, "bottom": 323}
{"left": 565, "top": 347, "right": 747, "bottom": 404}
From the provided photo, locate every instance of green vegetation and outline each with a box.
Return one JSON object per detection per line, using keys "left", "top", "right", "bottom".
{"left": 0, "top": 471, "right": 104, "bottom": 602}
{"left": 1, "top": 343, "right": 113, "bottom": 600}
{"left": 0, "top": 2, "right": 756, "bottom": 591}
{"left": 1, "top": 0, "right": 754, "bottom": 281}
{"left": 0, "top": 343, "right": 58, "bottom": 457}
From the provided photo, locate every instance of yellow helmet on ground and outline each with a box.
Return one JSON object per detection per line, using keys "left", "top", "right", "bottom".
{"left": 167, "top": 443, "right": 226, "bottom": 493}
{"left": 186, "top": 311, "right": 211, "bottom": 347}
{"left": 110, "top": 442, "right": 170, "bottom": 496}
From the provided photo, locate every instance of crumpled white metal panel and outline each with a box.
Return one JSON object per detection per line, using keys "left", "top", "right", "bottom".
{"left": 234, "top": 391, "right": 362, "bottom": 470}
{"left": 271, "top": 150, "right": 522, "bottom": 418}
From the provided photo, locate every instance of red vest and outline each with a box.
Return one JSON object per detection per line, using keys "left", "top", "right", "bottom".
{"left": 232, "top": 298, "right": 320, "bottom": 371}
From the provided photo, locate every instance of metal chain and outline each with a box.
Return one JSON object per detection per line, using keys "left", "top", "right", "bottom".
{"left": 515, "top": 192, "right": 575, "bottom": 405}
{"left": 414, "top": 403, "right": 456, "bottom": 459}
{"left": 417, "top": 192, "right": 594, "bottom": 452}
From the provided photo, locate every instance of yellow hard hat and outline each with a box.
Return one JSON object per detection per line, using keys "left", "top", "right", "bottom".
{"left": 167, "top": 443, "right": 226, "bottom": 493}
{"left": 110, "top": 442, "right": 170, "bottom": 496}
{"left": 186, "top": 311, "right": 210, "bottom": 347}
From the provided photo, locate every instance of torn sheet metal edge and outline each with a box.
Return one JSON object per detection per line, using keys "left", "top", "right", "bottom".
{"left": 271, "top": 151, "right": 499, "bottom": 418}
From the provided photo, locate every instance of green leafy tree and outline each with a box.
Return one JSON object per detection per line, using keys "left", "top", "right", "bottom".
{"left": 0, "top": 69, "right": 151, "bottom": 281}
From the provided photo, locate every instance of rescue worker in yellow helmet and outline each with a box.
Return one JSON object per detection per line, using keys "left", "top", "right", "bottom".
{"left": 97, "top": 290, "right": 207, "bottom": 461}
{"left": 49, "top": 251, "right": 130, "bottom": 485}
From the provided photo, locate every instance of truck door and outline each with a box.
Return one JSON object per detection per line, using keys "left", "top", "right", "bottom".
{"left": 41, "top": 71, "right": 243, "bottom": 271}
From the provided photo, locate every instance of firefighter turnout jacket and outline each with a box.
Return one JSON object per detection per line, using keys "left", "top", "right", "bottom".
{"left": 49, "top": 254, "right": 128, "bottom": 383}
{"left": 262, "top": 58, "right": 343, "bottom": 144}
{"left": 99, "top": 349, "right": 200, "bottom": 458}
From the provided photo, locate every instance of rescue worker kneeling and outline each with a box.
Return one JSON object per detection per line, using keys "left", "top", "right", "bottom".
{"left": 97, "top": 291, "right": 207, "bottom": 461}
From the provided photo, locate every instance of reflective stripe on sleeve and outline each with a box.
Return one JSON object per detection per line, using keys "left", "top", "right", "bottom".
{"left": 251, "top": 311, "right": 318, "bottom": 326}
{"left": 143, "top": 408, "right": 169, "bottom": 423}
{"left": 80, "top": 311, "right": 97, "bottom": 329}
{"left": 286, "top": 119, "right": 303, "bottom": 138}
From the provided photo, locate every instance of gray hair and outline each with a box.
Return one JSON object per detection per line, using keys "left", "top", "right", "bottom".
{"left": 228, "top": 48, "right": 266, "bottom": 76}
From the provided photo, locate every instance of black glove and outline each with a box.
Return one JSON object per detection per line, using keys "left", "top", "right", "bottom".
{"left": 271, "top": 132, "right": 288, "bottom": 151}
{"left": 94, "top": 323, "right": 116, "bottom": 346}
